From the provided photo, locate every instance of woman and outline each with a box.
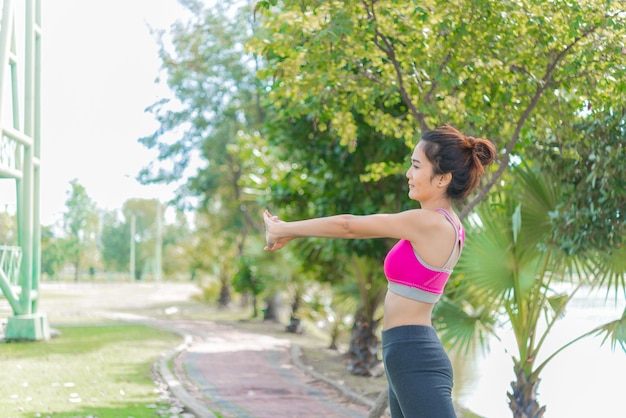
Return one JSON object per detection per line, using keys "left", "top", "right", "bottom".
{"left": 263, "top": 124, "right": 497, "bottom": 418}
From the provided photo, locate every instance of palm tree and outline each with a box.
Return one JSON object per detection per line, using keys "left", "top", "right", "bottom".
{"left": 436, "top": 164, "right": 626, "bottom": 417}
{"left": 297, "top": 282, "right": 358, "bottom": 349}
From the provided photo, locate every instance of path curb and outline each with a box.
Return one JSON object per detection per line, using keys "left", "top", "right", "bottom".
{"left": 289, "top": 344, "right": 375, "bottom": 410}
{"left": 157, "top": 333, "right": 218, "bottom": 418}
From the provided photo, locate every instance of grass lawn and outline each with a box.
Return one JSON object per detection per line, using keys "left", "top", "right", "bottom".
{"left": 0, "top": 323, "right": 181, "bottom": 418}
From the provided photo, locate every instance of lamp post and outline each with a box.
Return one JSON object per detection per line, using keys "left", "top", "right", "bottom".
{"left": 129, "top": 214, "right": 135, "bottom": 280}
{"left": 154, "top": 200, "right": 162, "bottom": 281}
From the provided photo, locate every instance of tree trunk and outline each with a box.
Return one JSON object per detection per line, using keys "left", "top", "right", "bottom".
{"left": 508, "top": 366, "right": 546, "bottom": 418}
{"left": 263, "top": 293, "right": 281, "bottom": 321}
{"left": 328, "top": 326, "right": 340, "bottom": 350}
{"left": 252, "top": 293, "right": 258, "bottom": 318}
{"left": 218, "top": 282, "right": 231, "bottom": 307}
{"left": 347, "top": 307, "right": 380, "bottom": 376}
{"left": 286, "top": 316, "right": 303, "bottom": 333}
{"left": 286, "top": 291, "right": 303, "bottom": 333}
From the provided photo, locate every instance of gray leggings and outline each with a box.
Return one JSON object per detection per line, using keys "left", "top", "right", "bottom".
{"left": 382, "top": 325, "right": 457, "bottom": 418}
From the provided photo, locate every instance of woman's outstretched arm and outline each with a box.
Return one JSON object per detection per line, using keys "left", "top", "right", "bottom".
{"left": 263, "top": 209, "right": 438, "bottom": 251}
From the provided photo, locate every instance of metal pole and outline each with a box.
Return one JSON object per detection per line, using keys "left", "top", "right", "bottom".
{"left": 154, "top": 201, "right": 162, "bottom": 281}
{"left": 0, "top": 0, "right": 14, "bottom": 117}
{"left": 19, "top": 0, "right": 36, "bottom": 315}
{"left": 130, "top": 214, "right": 136, "bottom": 280}
{"left": 31, "top": 0, "right": 42, "bottom": 312}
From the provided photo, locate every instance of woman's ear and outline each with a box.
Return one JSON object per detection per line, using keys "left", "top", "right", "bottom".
{"left": 438, "top": 173, "right": 452, "bottom": 187}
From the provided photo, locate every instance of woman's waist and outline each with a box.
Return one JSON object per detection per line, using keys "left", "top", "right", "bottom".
{"left": 383, "top": 290, "right": 434, "bottom": 330}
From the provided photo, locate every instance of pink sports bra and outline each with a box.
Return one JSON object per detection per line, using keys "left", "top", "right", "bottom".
{"left": 383, "top": 209, "right": 465, "bottom": 303}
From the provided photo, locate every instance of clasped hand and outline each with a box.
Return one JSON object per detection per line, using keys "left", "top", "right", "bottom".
{"left": 263, "top": 210, "right": 292, "bottom": 251}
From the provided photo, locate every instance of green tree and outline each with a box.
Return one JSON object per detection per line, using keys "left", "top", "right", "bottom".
{"left": 436, "top": 162, "right": 625, "bottom": 417}
{"left": 62, "top": 179, "right": 98, "bottom": 282}
{"left": 101, "top": 200, "right": 188, "bottom": 280}
{"left": 299, "top": 282, "right": 357, "bottom": 349}
{"left": 194, "top": 212, "right": 238, "bottom": 306}
{"left": 232, "top": 256, "right": 265, "bottom": 318}
{"left": 139, "top": 0, "right": 265, "bottom": 237}
{"left": 0, "top": 210, "right": 16, "bottom": 245}
{"left": 122, "top": 198, "right": 162, "bottom": 280}
{"left": 100, "top": 209, "right": 130, "bottom": 273}
{"left": 40, "top": 225, "right": 66, "bottom": 280}
{"left": 526, "top": 108, "right": 626, "bottom": 255}
{"left": 161, "top": 210, "right": 195, "bottom": 280}
{"left": 140, "top": 0, "right": 270, "bottom": 299}
{"left": 250, "top": 0, "right": 625, "bottom": 216}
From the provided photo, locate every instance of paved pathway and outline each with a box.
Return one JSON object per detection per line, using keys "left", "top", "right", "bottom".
{"left": 174, "top": 320, "right": 370, "bottom": 418}
{"left": 99, "top": 314, "right": 372, "bottom": 418}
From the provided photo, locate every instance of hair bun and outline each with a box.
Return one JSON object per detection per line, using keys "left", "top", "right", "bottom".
{"left": 471, "top": 137, "right": 497, "bottom": 167}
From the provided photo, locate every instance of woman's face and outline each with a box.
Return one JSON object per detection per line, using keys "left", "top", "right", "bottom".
{"left": 406, "top": 141, "right": 439, "bottom": 202}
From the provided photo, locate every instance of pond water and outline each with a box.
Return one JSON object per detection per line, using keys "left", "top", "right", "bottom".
{"left": 452, "top": 286, "right": 626, "bottom": 418}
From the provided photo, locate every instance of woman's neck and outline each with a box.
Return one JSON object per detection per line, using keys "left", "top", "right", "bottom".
{"left": 419, "top": 196, "right": 453, "bottom": 212}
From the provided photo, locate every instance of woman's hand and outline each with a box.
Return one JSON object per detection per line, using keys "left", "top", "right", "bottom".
{"left": 263, "top": 210, "right": 293, "bottom": 251}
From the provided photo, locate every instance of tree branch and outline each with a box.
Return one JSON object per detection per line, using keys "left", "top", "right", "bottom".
{"left": 422, "top": 50, "right": 452, "bottom": 105}
{"left": 361, "top": 0, "right": 428, "bottom": 133}
{"left": 459, "top": 25, "right": 600, "bottom": 220}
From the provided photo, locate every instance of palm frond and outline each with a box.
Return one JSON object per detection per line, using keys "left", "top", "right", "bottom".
{"left": 514, "top": 163, "right": 558, "bottom": 248}
{"left": 588, "top": 244, "right": 626, "bottom": 299}
{"left": 458, "top": 204, "right": 516, "bottom": 301}
{"left": 595, "top": 307, "right": 626, "bottom": 352}
{"left": 434, "top": 297, "right": 496, "bottom": 355}
{"left": 458, "top": 198, "right": 545, "bottom": 303}
{"left": 536, "top": 307, "right": 626, "bottom": 376}
{"left": 545, "top": 292, "right": 568, "bottom": 321}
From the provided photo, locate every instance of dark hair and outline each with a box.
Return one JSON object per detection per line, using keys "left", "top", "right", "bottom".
{"left": 421, "top": 124, "right": 497, "bottom": 201}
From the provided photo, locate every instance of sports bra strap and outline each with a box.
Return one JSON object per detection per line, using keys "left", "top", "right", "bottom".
{"left": 436, "top": 209, "right": 463, "bottom": 269}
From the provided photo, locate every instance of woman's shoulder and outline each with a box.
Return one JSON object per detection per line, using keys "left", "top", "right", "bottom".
{"left": 393, "top": 208, "right": 453, "bottom": 238}
{"left": 400, "top": 208, "right": 453, "bottom": 225}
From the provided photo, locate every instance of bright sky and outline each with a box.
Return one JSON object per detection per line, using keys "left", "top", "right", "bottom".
{"left": 1, "top": 0, "right": 192, "bottom": 226}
